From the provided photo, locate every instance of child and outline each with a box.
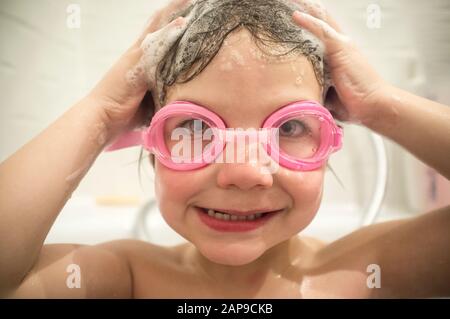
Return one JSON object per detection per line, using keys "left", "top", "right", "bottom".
{"left": 1, "top": 0, "right": 449, "bottom": 298}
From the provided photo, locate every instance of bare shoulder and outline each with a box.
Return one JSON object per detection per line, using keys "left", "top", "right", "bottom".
{"left": 99, "top": 239, "right": 185, "bottom": 275}
{"left": 312, "top": 205, "right": 450, "bottom": 297}
{"left": 7, "top": 239, "right": 182, "bottom": 299}
{"left": 299, "top": 235, "right": 328, "bottom": 252}
{"left": 10, "top": 240, "right": 137, "bottom": 298}
{"left": 106, "top": 240, "right": 194, "bottom": 298}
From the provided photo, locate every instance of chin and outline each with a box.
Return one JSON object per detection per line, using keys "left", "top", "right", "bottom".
{"left": 195, "top": 239, "right": 272, "bottom": 266}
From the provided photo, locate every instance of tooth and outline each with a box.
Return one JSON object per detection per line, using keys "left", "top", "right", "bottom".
{"left": 206, "top": 208, "right": 267, "bottom": 221}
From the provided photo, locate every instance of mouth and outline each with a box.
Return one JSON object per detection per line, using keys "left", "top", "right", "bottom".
{"left": 195, "top": 206, "right": 283, "bottom": 232}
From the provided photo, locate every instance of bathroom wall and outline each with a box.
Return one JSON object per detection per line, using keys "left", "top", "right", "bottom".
{"left": 1, "top": 0, "right": 449, "bottom": 219}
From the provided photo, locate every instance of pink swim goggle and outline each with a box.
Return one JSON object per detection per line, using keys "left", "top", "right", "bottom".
{"left": 104, "top": 100, "right": 343, "bottom": 171}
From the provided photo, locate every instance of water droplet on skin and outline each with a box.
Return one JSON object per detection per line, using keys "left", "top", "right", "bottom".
{"left": 392, "top": 94, "right": 402, "bottom": 103}
{"left": 219, "top": 61, "right": 233, "bottom": 71}
{"left": 230, "top": 49, "right": 245, "bottom": 66}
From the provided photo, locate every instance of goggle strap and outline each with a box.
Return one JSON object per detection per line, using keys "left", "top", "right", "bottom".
{"left": 104, "top": 130, "right": 143, "bottom": 152}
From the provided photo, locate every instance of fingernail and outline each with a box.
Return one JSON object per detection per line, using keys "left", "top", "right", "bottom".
{"left": 171, "top": 16, "right": 186, "bottom": 27}
{"left": 293, "top": 10, "right": 308, "bottom": 19}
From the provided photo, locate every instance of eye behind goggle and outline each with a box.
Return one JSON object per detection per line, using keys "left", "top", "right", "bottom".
{"left": 145, "top": 101, "right": 342, "bottom": 171}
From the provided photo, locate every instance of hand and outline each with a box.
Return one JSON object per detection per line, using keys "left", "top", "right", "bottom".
{"left": 87, "top": 0, "right": 191, "bottom": 140}
{"left": 292, "top": 4, "right": 389, "bottom": 124}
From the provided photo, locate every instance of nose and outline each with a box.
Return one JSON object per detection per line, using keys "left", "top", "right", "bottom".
{"left": 216, "top": 162, "right": 274, "bottom": 190}
{"left": 215, "top": 137, "right": 275, "bottom": 190}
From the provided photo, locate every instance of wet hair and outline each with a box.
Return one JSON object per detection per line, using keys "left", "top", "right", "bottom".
{"left": 153, "top": 0, "right": 330, "bottom": 107}
{"left": 137, "top": 0, "right": 341, "bottom": 186}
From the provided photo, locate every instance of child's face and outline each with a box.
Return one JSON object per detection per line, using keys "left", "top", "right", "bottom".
{"left": 153, "top": 28, "right": 325, "bottom": 266}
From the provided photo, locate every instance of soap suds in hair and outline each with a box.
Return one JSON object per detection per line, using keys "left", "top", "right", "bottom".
{"left": 138, "top": 0, "right": 333, "bottom": 111}
{"left": 128, "top": 17, "right": 190, "bottom": 92}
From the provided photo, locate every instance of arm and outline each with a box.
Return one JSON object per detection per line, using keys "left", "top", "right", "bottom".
{"left": 6, "top": 241, "right": 134, "bottom": 298}
{"left": 0, "top": 0, "right": 191, "bottom": 297}
{"left": 365, "top": 86, "right": 450, "bottom": 180}
{"left": 373, "top": 204, "right": 450, "bottom": 297}
{"left": 0, "top": 98, "right": 135, "bottom": 298}
{"left": 292, "top": 4, "right": 450, "bottom": 297}
{"left": 293, "top": 9, "right": 450, "bottom": 180}
{"left": 318, "top": 205, "right": 450, "bottom": 298}
{"left": 0, "top": 98, "right": 110, "bottom": 293}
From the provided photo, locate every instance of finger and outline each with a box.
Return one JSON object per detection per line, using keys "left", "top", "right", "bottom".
{"left": 140, "top": 16, "right": 186, "bottom": 53}
{"left": 290, "top": 0, "right": 343, "bottom": 33}
{"left": 166, "top": 0, "right": 193, "bottom": 12}
{"left": 319, "top": 9, "right": 343, "bottom": 34}
{"left": 119, "top": 15, "right": 186, "bottom": 96}
{"left": 292, "top": 11, "right": 347, "bottom": 55}
{"left": 146, "top": 8, "right": 165, "bottom": 33}
{"left": 139, "top": 0, "right": 192, "bottom": 42}
{"left": 166, "top": 0, "right": 193, "bottom": 15}
{"left": 135, "top": 16, "right": 187, "bottom": 87}
{"left": 134, "top": 0, "right": 192, "bottom": 48}
{"left": 134, "top": 11, "right": 186, "bottom": 50}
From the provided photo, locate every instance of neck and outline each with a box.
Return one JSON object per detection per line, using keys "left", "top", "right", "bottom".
{"left": 189, "top": 236, "right": 307, "bottom": 291}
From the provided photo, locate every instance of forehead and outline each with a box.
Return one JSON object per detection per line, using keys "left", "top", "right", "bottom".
{"left": 164, "top": 28, "right": 322, "bottom": 124}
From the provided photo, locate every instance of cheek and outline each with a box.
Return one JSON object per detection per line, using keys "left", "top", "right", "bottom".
{"left": 154, "top": 162, "right": 189, "bottom": 223}
{"left": 277, "top": 167, "right": 325, "bottom": 233}
{"left": 154, "top": 161, "right": 210, "bottom": 229}
{"left": 155, "top": 163, "right": 188, "bottom": 203}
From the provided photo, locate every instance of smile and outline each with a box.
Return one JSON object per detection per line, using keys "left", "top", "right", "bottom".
{"left": 195, "top": 206, "right": 283, "bottom": 232}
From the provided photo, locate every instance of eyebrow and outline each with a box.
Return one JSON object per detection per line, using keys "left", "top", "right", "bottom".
{"left": 168, "top": 96, "right": 318, "bottom": 110}
{"left": 169, "top": 98, "right": 212, "bottom": 110}
{"left": 166, "top": 97, "right": 230, "bottom": 124}
{"left": 166, "top": 95, "right": 322, "bottom": 125}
